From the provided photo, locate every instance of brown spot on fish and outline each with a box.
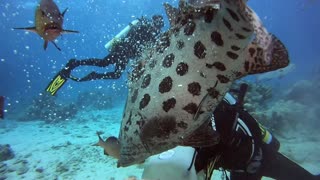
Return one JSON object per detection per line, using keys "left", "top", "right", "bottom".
{"left": 211, "top": 31, "right": 224, "bottom": 46}
{"left": 217, "top": 74, "right": 230, "bottom": 83}
{"left": 208, "top": 62, "right": 226, "bottom": 71}
{"left": 226, "top": 51, "right": 239, "bottom": 60}
{"left": 244, "top": 61, "right": 250, "bottom": 72}
{"left": 159, "top": 76, "right": 173, "bottom": 93}
{"left": 162, "top": 98, "right": 176, "bottom": 112}
{"left": 226, "top": 8, "right": 240, "bottom": 22}
{"left": 183, "top": 103, "right": 198, "bottom": 115}
{"left": 207, "top": 87, "right": 220, "bottom": 99}
{"left": 231, "top": 45, "right": 240, "bottom": 51}
{"left": 249, "top": 47, "right": 256, "bottom": 57}
{"left": 204, "top": 8, "right": 215, "bottom": 23}
{"left": 184, "top": 21, "right": 196, "bottom": 36}
{"left": 162, "top": 53, "right": 175, "bottom": 68}
{"left": 188, "top": 82, "right": 201, "bottom": 96}
{"left": 141, "top": 74, "right": 151, "bottom": 89}
{"left": 235, "top": 33, "right": 246, "bottom": 39}
{"left": 176, "top": 62, "right": 189, "bottom": 76}
{"left": 139, "top": 94, "right": 151, "bottom": 110}
{"left": 223, "top": 18, "right": 233, "bottom": 31}
{"left": 194, "top": 41, "right": 207, "bottom": 59}
{"left": 242, "top": 27, "right": 252, "bottom": 32}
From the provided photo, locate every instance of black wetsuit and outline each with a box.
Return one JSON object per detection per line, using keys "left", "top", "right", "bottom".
{"left": 63, "top": 16, "right": 163, "bottom": 81}
{"left": 195, "top": 98, "right": 319, "bottom": 180}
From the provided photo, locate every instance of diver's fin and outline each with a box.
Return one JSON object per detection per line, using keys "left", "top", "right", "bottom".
{"left": 46, "top": 70, "right": 68, "bottom": 96}
{"left": 0, "top": 96, "right": 4, "bottom": 119}
{"left": 44, "top": 40, "right": 48, "bottom": 50}
{"left": 164, "top": 3, "right": 179, "bottom": 27}
{"left": 12, "top": 27, "right": 37, "bottom": 33}
{"left": 181, "top": 120, "right": 220, "bottom": 147}
{"left": 51, "top": 41, "right": 61, "bottom": 51}
{"left": 62, "top": 8, "right": 68, "bottom": 16}
{"left": 62, "top": 29, "right": 79, "bottom": 34}
{"left": 243, "top": 34, "right": 289, "bottom": 75}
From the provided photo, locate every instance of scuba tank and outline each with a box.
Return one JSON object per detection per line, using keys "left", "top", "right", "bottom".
{"left": 104, "top": 19, "right": 140, "bottom": 51}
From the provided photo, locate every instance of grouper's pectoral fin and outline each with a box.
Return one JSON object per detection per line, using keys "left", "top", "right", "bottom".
{"left": 62, "top": 29, "right": 79, "bottom": 34}
{"left": 12, "top": 27, "right": 37, "bottom": 33}
{"left": 243, "top": 34, "right": 289, "bottom": 75}
{"left": 62, "top": 8, "right": 68, "bottom": 17}
{"left": 51, "top": 41, "right": 61, "bottom": 51}
{"left": 43, "top": 40, "right": 48, "bottom": 50}
{"left": 181, "top": 120, "right": 220, "bottom": 147}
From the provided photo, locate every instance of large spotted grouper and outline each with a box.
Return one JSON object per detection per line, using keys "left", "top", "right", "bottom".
{"left": 117, "top": 0, "right": 289, "bottom": 167}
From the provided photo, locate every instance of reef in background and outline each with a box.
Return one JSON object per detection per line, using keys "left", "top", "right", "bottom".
{"left": 14, "top": 91, "right": 114, "bottom": 123}
{"left": 233, "top": 78, "right": 320, "bottom": 137}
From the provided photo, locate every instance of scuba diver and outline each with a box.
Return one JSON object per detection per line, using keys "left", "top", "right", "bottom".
{"left": 0, "top": 96, "right": 4, "bottom": 119}
{"left": 141, "top": 84, "right": 320, "bottom": 180}
{"left": 92, "top": 83, "right": 320, "bottom": 180}
{"left": 46, "top": 15, "right": 164, "bottom": 96}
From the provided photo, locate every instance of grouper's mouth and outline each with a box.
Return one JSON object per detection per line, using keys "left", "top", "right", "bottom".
{"left": 44, "top": 23, "right": 61, "bottom": 31}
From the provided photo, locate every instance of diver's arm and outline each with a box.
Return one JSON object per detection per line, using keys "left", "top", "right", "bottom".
{"left": 75, "top": 57, "right": 127, "bottom": 81}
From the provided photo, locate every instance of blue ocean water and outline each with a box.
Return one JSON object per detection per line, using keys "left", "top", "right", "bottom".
{"left": 0, "top": 0, "right": 319, "bottom": 112}
{"left": 0, "top": 0, "right": 320, "bottom": 179}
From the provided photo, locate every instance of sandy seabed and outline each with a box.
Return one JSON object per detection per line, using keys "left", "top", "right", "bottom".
{"left": 0, "top": 107, "right": 319, "bottom": 180}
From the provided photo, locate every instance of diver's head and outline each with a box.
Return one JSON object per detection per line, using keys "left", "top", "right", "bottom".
{"left": 152, "top": 15, "right": 164, "bottom": 29}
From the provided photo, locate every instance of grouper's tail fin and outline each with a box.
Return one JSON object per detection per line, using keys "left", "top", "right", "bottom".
{"left": 243, "top": 34, "right": 289, "bottom": 75}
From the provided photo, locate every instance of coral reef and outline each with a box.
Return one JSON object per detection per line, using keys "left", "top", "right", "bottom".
{"left": 240, "top": 78, "right": 320, "bottom": 135}
{"left": 17, "top": 93, "right": 78, "bottom": 123}
{"left": 0, "top": 144, "right": 14, "bottom": 162}
{"left": 232, "top": 79, "right": 320, "bottom": 135}
{"left": 75, "top": 91, "right": 113, "bottom": 110}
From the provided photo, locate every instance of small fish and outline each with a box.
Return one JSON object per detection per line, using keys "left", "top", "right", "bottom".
{"left": 0, "top": 96, "right": 4, "bottom": 119}
{"left": 93, "top": 132, "right": 121, "bottom": 159}
{"left": 13, "top": 0, "right": 79, "bottom": 51}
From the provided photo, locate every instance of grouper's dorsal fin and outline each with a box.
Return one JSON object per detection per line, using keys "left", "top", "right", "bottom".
{"left": 244, "top": 34, "right": 289, "bottom": 75}
{"left": 62, "top": 8, "right": 68, "bottom": 17}
{"left": 164, "top": 3, "right": 180, "bottom": 27}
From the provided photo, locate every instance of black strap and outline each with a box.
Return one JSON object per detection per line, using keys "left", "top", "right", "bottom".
{"left": 187, "top": 149, "right": 197, "bottom": 171}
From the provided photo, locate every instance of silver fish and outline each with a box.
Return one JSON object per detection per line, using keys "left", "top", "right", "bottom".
{"left": 117, "top": 0, "right": 289, "bottom": 167}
